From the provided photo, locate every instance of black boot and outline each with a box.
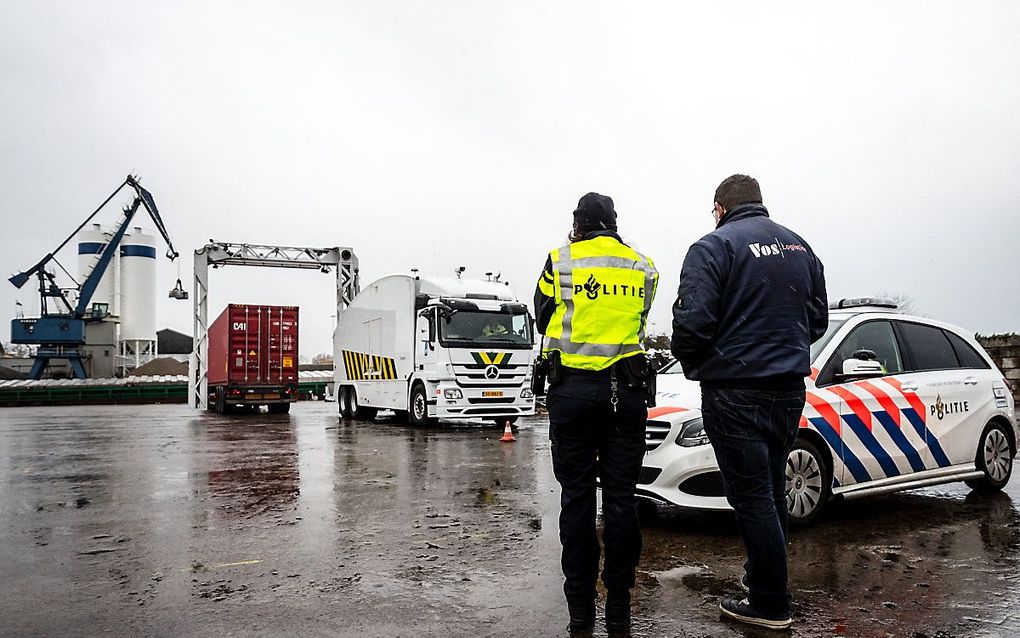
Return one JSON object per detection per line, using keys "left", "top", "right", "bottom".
{"left": 567, "top": 601, "right": 595, "bottom": 638}
{"left": 606, "top": 590, "right": 631, "bottom": 637}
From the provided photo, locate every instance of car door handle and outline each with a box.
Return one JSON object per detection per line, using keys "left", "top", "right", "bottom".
{"left": 963, "top": 376, "right": 979, "bottom": 385}
{"left": 899, "top": 381, "right": 919, "bottom": 392}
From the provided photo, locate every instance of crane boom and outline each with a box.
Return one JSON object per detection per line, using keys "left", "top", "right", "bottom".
{"left": 9, "top": 174, "right": 182, "bottom": 379}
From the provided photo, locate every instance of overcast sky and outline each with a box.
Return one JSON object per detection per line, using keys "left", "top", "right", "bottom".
{"left": 2, "top": 1, "right": 1019, "bottom": 358}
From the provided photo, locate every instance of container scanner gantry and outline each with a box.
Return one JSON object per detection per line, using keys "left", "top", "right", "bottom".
{"left": 189, "top": 242, "right": 358, "bottom": 410}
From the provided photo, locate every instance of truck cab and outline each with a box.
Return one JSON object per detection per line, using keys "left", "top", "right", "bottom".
{"left": 333, "top": 274, "right": 536, "bottom": 425}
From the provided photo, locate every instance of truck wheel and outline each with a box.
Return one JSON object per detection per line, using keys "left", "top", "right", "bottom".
{"left": 409, "top": 384, "right": 434, "bottom": 427}
{"left": 268, "top": 403, "right": 291, "bottom": 415}
{"left": 338, "top": 386, "right": 353, "bottom": 419}
{"left": 213, "top": 390, "right": 225, "bottom": 414}
{"left": 350, "top": 387, "right": 377, "bottom": 421}
{"left": 966, "top": 421, "right": 1014, "bottom": 493}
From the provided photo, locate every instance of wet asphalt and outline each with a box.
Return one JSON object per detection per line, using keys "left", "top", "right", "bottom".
{"left": 0, "top": 403, "right": 1017, "bottom": 638}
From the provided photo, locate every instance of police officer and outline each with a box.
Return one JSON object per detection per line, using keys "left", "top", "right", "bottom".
{"left": 534, "top": 193, "right": 658, "bottom": 638}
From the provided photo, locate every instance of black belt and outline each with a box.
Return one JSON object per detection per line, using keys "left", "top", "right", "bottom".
{"left": 561, "top": 365, "right": 613, "bottom": 378}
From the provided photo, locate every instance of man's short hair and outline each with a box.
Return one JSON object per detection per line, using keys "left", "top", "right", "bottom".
{"left": 714, "top": 174, "right": 762, "bottom": 211}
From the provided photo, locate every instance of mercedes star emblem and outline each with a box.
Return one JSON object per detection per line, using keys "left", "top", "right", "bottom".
{"left": 484, "top": 365, "right": 500, "bottom": 380}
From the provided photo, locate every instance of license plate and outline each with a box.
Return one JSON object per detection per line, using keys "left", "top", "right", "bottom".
{"left": 263, "top": 393, "right": 280, "bottom": 400}
{"left": 482, "top": 391, "right": 504, "bottom": 398}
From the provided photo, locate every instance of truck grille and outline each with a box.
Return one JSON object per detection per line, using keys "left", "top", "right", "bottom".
{"left": 645, "top": 420, "right": 672, "bottom": 451}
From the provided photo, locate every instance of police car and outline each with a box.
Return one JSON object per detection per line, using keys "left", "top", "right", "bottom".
{"left": 640, "top": 298, "right": 1018, "bottom": 524}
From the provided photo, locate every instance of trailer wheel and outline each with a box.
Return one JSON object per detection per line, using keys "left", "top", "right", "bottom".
{"left": 350, "top": 387, "right": 377, "bottom": 421}
{"left": 409, "top": 384, "right": 435, "bottom": 427}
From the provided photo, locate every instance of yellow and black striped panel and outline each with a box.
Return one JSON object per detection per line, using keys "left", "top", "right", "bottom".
{"left": 342, "top": 350, "right": 398, "bottom": 381}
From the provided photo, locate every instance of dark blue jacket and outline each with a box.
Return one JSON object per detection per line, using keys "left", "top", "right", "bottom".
{"left": 670, "top": 204, "right": 828, "bottom": 385}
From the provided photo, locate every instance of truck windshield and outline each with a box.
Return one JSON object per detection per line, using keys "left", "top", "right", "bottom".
{"left": 440, "top": 310, "right": 534, "bottom": 349}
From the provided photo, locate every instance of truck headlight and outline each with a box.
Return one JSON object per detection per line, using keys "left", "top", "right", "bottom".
{"left": 520, "top": 388, "right": 534, "bottom": 399}
{"left": 675, "top": 418, "right": 709, "bottom": 447}
{"left": 443, "top": 388, "right": 463, "bottom": 399}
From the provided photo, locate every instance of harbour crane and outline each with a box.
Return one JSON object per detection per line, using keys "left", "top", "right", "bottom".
{"left": 8, "top": 175, "right": 186, "bottom": 379}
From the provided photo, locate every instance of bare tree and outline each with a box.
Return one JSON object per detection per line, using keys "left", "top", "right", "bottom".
{"left": 876, "top": 291, "right": 923, "bottom": 316}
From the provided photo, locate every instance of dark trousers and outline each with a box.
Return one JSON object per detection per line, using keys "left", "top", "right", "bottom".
{"left": 700, "top": 385, "right": 805, "bottom": 616}
{"left": 548, "top": 374, "right": 647, "bottom": 605}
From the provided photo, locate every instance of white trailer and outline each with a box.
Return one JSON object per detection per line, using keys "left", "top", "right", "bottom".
{"left": 333, "top": 274, "right": 536, "bottom": 425}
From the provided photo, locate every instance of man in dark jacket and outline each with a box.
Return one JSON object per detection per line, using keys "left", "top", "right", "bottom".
{"left": 671, "top": 174, "right": 827, "bottom": 630}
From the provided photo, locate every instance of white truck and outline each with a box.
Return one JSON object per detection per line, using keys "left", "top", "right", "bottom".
{"left": 332, "top": 273, "right": 537, "bottom": 426}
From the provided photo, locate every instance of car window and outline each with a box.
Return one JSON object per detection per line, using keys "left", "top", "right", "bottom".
{"left": 810, "top": 317, "right": 849, "bottom": 361}
{"left": 944, "top": 331, "right": 990, "bottom": 370}
{"left": 896, "top": 321, "right": 960, "bottom": 371}
{"left": 817, "top": 320, "right": 902, "bottom": 385}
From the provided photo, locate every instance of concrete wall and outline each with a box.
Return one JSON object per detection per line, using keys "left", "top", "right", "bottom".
{"left": 977, "top": 334, "right": 1020, "bottom": 403}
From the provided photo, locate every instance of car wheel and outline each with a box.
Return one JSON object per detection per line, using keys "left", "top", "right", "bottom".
{"left": 350, "top": 387, "right": 377, "bottom": 421}
{"left": 966, "top": 421, "right": 1014, "bottom": 493}
{"left": 786, "top": 438, "right": 831, "bottom": 525}
{"left": 409, "top": 384, "right": 433, "bottom": 427}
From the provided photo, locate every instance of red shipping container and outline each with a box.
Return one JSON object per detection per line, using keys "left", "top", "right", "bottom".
{"left": 208, "top": 304, "right": 299, "bottom": 387}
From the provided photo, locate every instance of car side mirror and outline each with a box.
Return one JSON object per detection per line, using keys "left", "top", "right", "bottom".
{"left": 840, "top": 357, "right": 885, "bottom": 379}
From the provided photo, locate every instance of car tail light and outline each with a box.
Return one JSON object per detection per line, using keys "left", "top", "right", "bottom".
{"left": 993, "top": 384, "right": 1010, "bottom": 409}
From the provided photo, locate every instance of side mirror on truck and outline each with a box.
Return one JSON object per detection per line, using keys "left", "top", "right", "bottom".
{"left": 418, "top": 308, "right": 436, "bottom": 350}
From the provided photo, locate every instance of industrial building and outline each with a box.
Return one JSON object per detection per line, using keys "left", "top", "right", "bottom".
{"left": 77, "top": 224, "right": 161, "bottom": 377}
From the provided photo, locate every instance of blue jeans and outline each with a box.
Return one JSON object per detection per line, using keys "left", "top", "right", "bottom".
{"left": 701, "top": 385, "right": 805, "bottom": 615}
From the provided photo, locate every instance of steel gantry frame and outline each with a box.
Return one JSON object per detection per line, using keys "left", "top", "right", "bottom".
{"left": 189, "top": 242, "right": 359, "bottom": 409}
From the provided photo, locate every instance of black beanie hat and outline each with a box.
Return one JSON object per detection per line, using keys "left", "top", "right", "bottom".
{"left": 572, "top": 192, "right": 617, "bottom": 233}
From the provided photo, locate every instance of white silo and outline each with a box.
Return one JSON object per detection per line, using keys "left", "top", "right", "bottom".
{"left": 77, "top": 224, "right": 116, "bottom": 316}
{"left": 119, "top": 227, "right": 157, "bottom": 370}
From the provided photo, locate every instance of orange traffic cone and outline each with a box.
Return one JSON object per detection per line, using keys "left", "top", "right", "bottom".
{"left": 500, "top": 420, "right": 516, "bottom": 442}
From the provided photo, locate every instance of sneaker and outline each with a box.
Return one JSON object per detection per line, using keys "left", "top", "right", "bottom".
{"left": 719, "top": 597, "right": 792, "bottom": 630}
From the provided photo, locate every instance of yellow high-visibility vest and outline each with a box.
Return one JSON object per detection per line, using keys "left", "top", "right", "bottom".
{"left": 538, "top": 236, "right": 658, "bottom": 371}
